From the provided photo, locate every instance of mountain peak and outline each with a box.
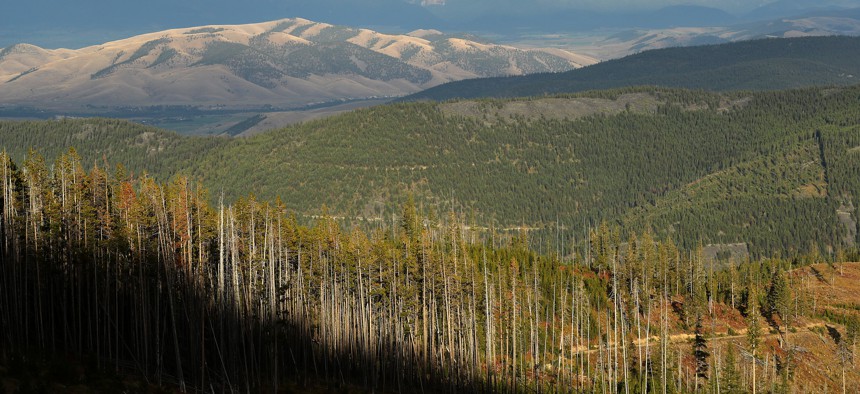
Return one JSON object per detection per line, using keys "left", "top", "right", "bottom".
{"left": 0, "top": 18, "right": 594, "bottom": 110}
{"left": 407, "top": 29, "right": 444, "bottom": 38}
{"left": 0, "top": 43, "right": 47, "bottom": 58}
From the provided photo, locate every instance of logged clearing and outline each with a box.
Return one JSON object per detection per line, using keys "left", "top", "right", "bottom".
{"left": 439, "top": 93, "right": 660, "bottom": 123}
{"left": 570, "top": 263, "right": 860, "bottom": 393}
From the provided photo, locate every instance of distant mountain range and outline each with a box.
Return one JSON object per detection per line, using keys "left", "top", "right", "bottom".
{"left": 450, "top": 4, "right": 860, "bottom": 33}
{"left": 0, "top": 18, "right": 594, "bottom": 110}
{"left": 428, "top": 0, "right": 856, "bottom": 26}
{"left": 441, "top": 5, "right": 740, "bottom": 33}
{"left": 403, "top": 36, "right": 860, "bottom": 102}
{"left": 575, "top": 8, "right": 860, "bottom": 59}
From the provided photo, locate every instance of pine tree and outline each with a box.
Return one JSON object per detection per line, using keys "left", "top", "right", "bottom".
{"left": 747, "top": 286, "right": 762, "bottom": 394}
{"left": 848, "top": 319, "right": 859, "bottom": 369}
{"left": 693, "top": 314, "right": 710, "bottom": 390}
{"left": 767, "top": 269, "right": 790, "bottom": 333}
{"left": 721, "top": 344, "right": 742, "bottom": 394}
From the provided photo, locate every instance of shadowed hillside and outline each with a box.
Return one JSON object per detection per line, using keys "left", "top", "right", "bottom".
{"left": 403, "top": 36, "right": 860, "bottom": 102}
{"left": 1, "top": 149, "right": 859, "bottom": 392}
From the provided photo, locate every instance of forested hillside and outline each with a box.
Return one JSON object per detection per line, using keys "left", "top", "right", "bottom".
{"left": 3, "top": 85, "right": 859, "bottom": 258}
{"left": 0, "top": 119, "right": 227, "bottom": 176}
{"left": 2, "top": 150, "right": 860, "bottom": 392}
{"left": 402, "top": 36, "right": 860, "bottom": 102}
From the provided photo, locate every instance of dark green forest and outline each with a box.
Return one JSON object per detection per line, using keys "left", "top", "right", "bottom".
{"left": 403, "top": 36, "right": 860, "bottom": 102}
{"left": 3, "top": 85, "right": 860, "bottom": 258}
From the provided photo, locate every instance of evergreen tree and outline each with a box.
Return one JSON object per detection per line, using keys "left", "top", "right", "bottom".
{"left": 721, "top": 344, "right": 742, "bottom": 394}
{"left": 767, "top": 269, "right": 790, "bottom": 332}
{"left": 693, "top": 315, "right": 710, "bottom": 386}
{"left": 848, "top": 318, "right": 859, "bottom": 368}
{"left": 746, "top": 286, "right": 762, "bottom": 394}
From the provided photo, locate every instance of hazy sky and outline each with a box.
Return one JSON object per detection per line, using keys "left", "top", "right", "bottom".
{"left": 2, "top": 0, "right": 858, "bottom": 48}
{"left": 477, "top": 0, "right": 763, "bottom": 11}
{"left": 433, "top": 0, "right": 857, "bottom": 12}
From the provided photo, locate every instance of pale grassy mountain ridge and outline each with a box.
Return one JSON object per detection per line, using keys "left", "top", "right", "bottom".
{"left": 0, "top": 18, "right": 595, "bottom": 110}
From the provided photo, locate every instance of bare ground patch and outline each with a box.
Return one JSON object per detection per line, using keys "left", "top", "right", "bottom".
{"left": 439, "top": 93, "right": 660, "bottom": 123}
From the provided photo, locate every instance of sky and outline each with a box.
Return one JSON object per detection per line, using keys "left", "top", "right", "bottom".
{"left": 1, "top": 0, "right": 858, "bottom": 48}
{"left": 453, "top": 0, "right": 762, "bottom": 12}
{"left": 424, "top": 0, "right": 857, "bottom": 13}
